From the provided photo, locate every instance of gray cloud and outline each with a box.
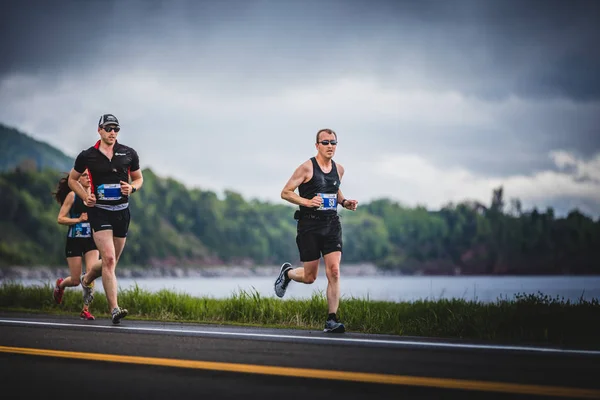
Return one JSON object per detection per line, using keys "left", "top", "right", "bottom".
{"left": 2, "top": 0, "right": 599, "bottom": 100}
{"left": 1, "top": 0, "right": 599, "bottom": 215}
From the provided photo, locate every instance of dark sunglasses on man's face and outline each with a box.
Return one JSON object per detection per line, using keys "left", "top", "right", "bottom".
{"left": 318, "top": 140, "right": 337, "bottom": 146}
{"left": 103, "top": 126, "right": 120, "bottom": 133}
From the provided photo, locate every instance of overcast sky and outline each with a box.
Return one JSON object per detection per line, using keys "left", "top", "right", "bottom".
{"left": 2, "top": 0, "right": 599, "bottom": 217}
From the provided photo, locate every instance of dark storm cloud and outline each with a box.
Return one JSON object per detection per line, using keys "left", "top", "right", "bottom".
{"left": 2, "top": 0, "right": 599, "bottom": 101}
{"left": 0, "top": 0, "right": 229, "bottom": 75}
{"left": 1, "top": 0, "right": 107, "bottom": 76}
{"left": 1, "top": 0, "right": 599, "bottom": 210}
{"left": 481, "top": 0, "right": 600, "bottom": 101}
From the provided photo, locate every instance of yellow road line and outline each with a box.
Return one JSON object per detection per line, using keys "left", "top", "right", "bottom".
{"left": 1, "top": 345, "right": 599, "bottom": 398}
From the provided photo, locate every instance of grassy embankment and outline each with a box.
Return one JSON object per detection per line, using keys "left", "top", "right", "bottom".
{"left": 1, "top": 281, "right": 599, "bottom": 349}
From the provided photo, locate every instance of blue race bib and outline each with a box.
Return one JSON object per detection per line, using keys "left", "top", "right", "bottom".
{"left": 74, "top": 222, "right": 91, "bottom": 238}
{"left": 97, "top": 183, "right": 122, "bottom": 200}
{"left": 317, "top": 193, "right": 337, "bottom": 210}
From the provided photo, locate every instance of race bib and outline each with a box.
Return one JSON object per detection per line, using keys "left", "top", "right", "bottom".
{"left": 74, "top": 222, "right": 91, "bottom": 238}
{"left": 317, "top": 193, "right": 337, "bottom": 210}
{"left": 97, "top": 183, "right": 122, "bottom": 201}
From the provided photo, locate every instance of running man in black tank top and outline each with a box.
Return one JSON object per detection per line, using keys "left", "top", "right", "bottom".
{"left": 274, "top": 128, "right": 358, "bottom": 333}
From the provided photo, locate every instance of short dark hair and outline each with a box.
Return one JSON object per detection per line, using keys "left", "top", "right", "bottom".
{"left": 316, "top": 129, "right": 337, "bottom": 143}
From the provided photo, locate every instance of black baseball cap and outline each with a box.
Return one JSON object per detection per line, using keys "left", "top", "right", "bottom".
{"left": 98, "top": 114, "right": 119, "bottom": 127}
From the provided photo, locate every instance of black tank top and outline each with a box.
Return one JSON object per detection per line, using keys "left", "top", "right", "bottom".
{"left": 72, "top": 194, "right": 88, "bottom": 215}
{"left": 67, "top": 194, "right": 92, "bottom": 238}
{"left": 298, "top": 157, "right": 340, "bottom": 215}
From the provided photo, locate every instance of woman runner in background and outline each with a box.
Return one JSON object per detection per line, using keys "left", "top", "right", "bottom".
{"left": 52, "top": 170, "right": 100, "bottom": 320}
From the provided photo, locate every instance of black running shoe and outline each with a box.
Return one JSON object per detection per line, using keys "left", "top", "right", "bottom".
{"left": 324, "top": 319, "right": 346, "bottom": 333}
{"left": 274, "top": 262, "right": 293, "bottom": 298}
{"left": 111, "top": 307, "right": 128, "bottom": 324}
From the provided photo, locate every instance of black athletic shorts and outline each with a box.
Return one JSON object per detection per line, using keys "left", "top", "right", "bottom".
{"left": 65, "top": 237, "right": 97, "bottom": 258}
{"left": 88, "top": 207, "right": 131, "bottom": 238}
{"left": 296, "top": 214, "right": 343, "bottom": 262}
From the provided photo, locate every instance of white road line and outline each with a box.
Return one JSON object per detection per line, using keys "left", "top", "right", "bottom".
{"left": 1, "top": 318, "right": 599, "bottom": 356}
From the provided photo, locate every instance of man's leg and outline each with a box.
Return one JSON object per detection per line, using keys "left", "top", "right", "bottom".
{"left": 92, "top": 230, "right": 119, "bottom": 311}
{"left": 82, "top": 212, "right": 103, "bottom": 285}
{"left": 110, "top": 236, "right": 127, "bottom": 309}
{"left": 113, "top": 237, "right": 127, "bottom": 263}
{"left": 81, "top": 249, "right": 100, "bottom": 317}
{"left": 287, "top": 260, "right": 319, "bottom": 283}
{"left": 107, "top": 208, "right": 130, "bottom": 324}
{"left": 321, "top": 217, "right": 344, "bottom": 333}
{"left": 81, "top": 257, "right": 102, "bottom": 284}
{"left": 83, "top": 250, "right": 100, "bottom": 278}
{"left": 275, "top": 259, "right": 320, "bottom": 298}
{"left": 322, "top": 250, "right": 344, "bottom": 333}
{"left": 80, "top": 254, "right": 102, "bottom": 310}
{"left": 323, "top": 251, "right": 342, "bottom": 314}
{"left": 275, "top": 221, "right": 322, "bottom": 297}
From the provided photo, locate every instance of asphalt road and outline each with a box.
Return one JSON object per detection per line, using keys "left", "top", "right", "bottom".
{"left": 1, "top": 311, "right": 599, "bottom": 400}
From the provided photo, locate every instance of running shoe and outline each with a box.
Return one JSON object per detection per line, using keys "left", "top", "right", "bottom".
{"left": 274, "top": 262, "right": 293, "bottom": 298}
{"left": 324, "top": 319, "right": 346, "bottom": 333}
{"left": 111, "top": 307, "right": 128, "bottom": 324}
{"left": 80, "top": 274, "right": 94, "bottom": 305}
{"left": 80, "top": 310, "right": 95, "bottom": 320}
{"left": 53, "top": 278, "right": 64, "bottom": 304}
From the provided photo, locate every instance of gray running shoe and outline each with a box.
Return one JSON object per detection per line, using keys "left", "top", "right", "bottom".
{"left": 274, "top": 262, "right": 293, "bottom": 298}
{"left": 80, "top": 274, "right": 94, "bottom": 305}
{"left": 324, "top": 319, "right": 346, "bottom": 333}
{"left": 111, "top": 307, "right": 128, "bottom": 324}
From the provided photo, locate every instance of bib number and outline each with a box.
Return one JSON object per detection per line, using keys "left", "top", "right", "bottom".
{"left": 317, "top": 193, "right": 337, "bottom": 210}
{"left": 74, "top": 223, "right": 91, "bottom": 238}
{"left": 97, "top": 183, "right": 122, "bottom": 201}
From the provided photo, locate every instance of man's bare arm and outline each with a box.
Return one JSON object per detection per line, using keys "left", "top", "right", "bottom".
{"left": 335, "top": 163, "right": 358, "bottom": 211}
{"left": 281, "top": 161, "right": 322, "bottom": 208}
{"left": 120, "top": 169, "right": 144, "bottom": 196}
{"left": 130, "top": 169, "right": 143, "bottom": 191}
{"left": 336, "top": 163, "right": 345, "bottom": 205}
{"left": 281, "top": 161, "right": 310, "bottom": 207}
{"left": 67, "top": 169, "right": 87, "bottom": 199}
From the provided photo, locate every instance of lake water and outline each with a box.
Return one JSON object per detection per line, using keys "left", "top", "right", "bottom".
{"left": 13, "top": 275, "right": 600, "bottom": 303}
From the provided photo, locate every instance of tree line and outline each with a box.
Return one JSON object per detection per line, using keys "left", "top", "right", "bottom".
{"left": 1, "top": 167, "right": 599, "bottom": 275}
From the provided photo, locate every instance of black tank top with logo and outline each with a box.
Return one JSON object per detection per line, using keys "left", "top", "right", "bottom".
{"left": 298, "top": 157, "right": 340, "bottom": 216}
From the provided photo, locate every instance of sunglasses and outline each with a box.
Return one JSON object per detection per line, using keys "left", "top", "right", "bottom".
{"left": 318, "top": 140, "right": 337, "bottom": 146}
{"left": 103, "top": 126, "right": 121, "bottom": 133}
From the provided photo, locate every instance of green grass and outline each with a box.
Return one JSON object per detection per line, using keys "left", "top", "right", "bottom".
{"left": 1, "top": 281, "right": 599, "bottom": 349}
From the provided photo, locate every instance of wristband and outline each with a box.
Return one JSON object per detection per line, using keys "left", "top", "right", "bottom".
{"left": 341, "top": 199, "right": 347, "bottom": 207}
{"left": 131, "top": 185, "right": 137, "bottom": 193}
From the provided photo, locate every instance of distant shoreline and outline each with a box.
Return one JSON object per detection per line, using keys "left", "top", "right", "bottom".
{"left": 1, "top": 264, "right": 598, "bottom": 281}
{"left": 0, "top": 264, "right": 383, "bottom": 280}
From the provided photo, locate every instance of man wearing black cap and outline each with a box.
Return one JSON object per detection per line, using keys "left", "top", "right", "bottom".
{"left": 68, "top": 114, "right": 143, "bottom": 324}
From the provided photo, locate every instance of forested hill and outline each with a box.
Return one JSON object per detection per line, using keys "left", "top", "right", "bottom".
{"left": 0, "top": 124, "right": 599, "bottom": 275}
{"left": 0, "top": 124, "right": 74, "bottom": 173}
